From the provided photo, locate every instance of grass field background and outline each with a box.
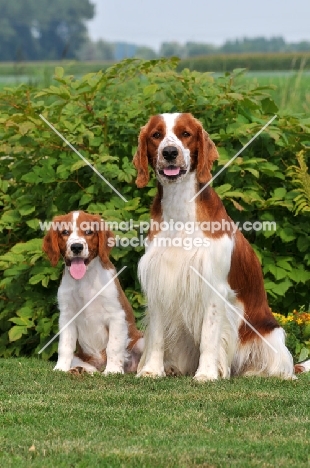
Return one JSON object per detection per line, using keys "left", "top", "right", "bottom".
{"left": 1, "top": 358, "right": 310, "bottom": 467}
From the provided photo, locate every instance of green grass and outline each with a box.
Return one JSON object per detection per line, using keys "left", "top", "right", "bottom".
{"left": 1, "top": 358, "right": 310, "bottom": 467}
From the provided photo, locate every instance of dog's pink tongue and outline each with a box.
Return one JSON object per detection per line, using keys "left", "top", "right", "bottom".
{"left": 164, "top": 167, "right": 180, "bottom": 176}
{"left": 69, "top": 258, "right": 86, "bottom": 280}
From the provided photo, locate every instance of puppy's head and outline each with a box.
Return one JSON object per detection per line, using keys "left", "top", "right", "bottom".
{"left": 42, "top": 211, "right": 114, "bottom": 279}
{"left": 133, "top": 113, "right": 219, "bottom": 187}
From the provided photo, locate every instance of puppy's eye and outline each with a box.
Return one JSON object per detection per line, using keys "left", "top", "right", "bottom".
{"left": 84, "top": 229, "right": 93, "bottom": 235}
{"left": 182, "top": 131, "right": 191, "bottom": 137}
{"left": 152, "top": 132, "right": 161, "bottom": 139}
{"left": 61, "top": 230, "right": 70, "bottom": 236}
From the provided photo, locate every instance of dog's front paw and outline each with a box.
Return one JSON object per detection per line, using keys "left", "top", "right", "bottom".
{"left": 103, "top": 366, "right": 124, "bottom": 375}
{"left": 53, "top": 363, "right": 71, "bottom": 372}
{"left": 194, "top": 370, "right": 219, "bottom": 382}
{"left": 137, "top": 367, "right": 166, "bottom": 378}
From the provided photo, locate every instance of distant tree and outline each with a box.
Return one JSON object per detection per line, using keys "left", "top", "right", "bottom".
{"left": 0, "top": 0, "right": 94, "bottom": 61}
{"left": 159, "top": 42, "right": 184, "bottom": 58}
{"left": 77, "top": 39, "right": 114, "bottom": 61}
{"left": 184, "top": 42, "right": 217, "bottom": 57}
{"left": 220, "top": 36, "right": 288, "bottom": 54}
{"left": 112, "top": 42, "right": 138, "bottom": 60}
{"left": 135, "top": 46, "right": 157, "bottom": 60}
{"left": 290, "top": 41, "right": 310, "bottom": 52}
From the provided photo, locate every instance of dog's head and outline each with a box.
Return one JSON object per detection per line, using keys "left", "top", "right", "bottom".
{"left": 133, "top": 113, "right": 219, "bottom": 187}
{"left": 42, "top": 211, "right": 114, "bottom": 279}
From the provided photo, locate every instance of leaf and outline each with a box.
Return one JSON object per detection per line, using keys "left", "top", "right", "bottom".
{"left": 8, "top": 325, "right": 27, "bottom": 342}
{"left": 268, "top": 265, "right": 288, "bottom": 281}
{"left": 9, "top": 317, "right": 33, "bottom": 327}
{"left": 71, "top": 160, "right": 88, "bottom": 171}
{"left": 55, "top": 67, "right": 64, "bottom": 78}
{"left": 29, "top": 273, "right": 46, "bottom": 285}
{"left": 19, "top": 205, "right": 36, "bottom": 216}
{"left": 273, "top": 187, "right": 287, "bottom": 198}
{"left": 261, "top": 97, "right": 278, "bottom": 113}
{"left": 278, "top": 227, "right": 296, "bottom": 243}
{"left": 298, "top": 347, "right": 309, "bottom": 363}
{"left": 21, "top": 172, "right": 42, "bottom": 184}
{"left": 229, "top": 199, "right": 244, "bottom": 211}
{"left": 276, "top": 259, "right": 291, "bottom": 271}
{"left": 143, "top": 84, "right": 158, "bottom": 97}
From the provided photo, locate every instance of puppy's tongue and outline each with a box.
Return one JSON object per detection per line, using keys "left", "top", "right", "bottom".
{"left": 164, "top": 167, "right": 180, "bottom": 175}
{"left": 69, "top": 258, "right": 86, "bottom": 280}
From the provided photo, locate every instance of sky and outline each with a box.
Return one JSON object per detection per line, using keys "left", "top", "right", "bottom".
{"left": 87, "top": 0, "right": 310, "bottom": 50}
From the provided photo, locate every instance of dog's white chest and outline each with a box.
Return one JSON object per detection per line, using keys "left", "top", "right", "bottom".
{"left": 161, "top": 172, "right": 197, "bottom": 224}
{"left": 58, "top": 258, "right": 124, "bottom": 355}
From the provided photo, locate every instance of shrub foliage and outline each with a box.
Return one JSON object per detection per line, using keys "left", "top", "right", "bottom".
{"left": 0, "top": 58, "right": 310, "bottom": 359}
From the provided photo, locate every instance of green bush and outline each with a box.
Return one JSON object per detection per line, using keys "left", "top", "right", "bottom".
{"left": 0, "top": 58, "right": 310, "bottom": 359}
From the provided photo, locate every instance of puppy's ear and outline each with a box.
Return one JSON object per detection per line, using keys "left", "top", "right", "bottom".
{"left": 98, "top": 225, "right": 115, "bottom": 265}
{"left": 196, "top": 125, "right": 219, "bottom": 184}
{"left": 42, "top": 228, "right": 60, "bottom": 267}
{"left": 133, "top": 125, "right": 149, "bottom": 188}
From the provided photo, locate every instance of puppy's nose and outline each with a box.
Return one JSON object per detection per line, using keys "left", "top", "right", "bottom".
{"left": 71, "top": 243, "right": 84, "bottom": 254}
{"left": 162, "top": 146, "right": 178, "bottom": 161}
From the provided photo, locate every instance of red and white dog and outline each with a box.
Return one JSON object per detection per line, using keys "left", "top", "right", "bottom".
{"left": 133, "top": 112, "right": 309, "bottom": 380}
{"left": 43, "top": 211, "right": 143, "bottom": 374}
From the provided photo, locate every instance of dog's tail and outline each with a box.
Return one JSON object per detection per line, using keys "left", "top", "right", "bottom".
{"left": 294, "top": 360, "right": 310, "bottom": 374}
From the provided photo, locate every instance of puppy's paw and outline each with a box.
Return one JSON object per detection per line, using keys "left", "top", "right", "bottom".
{"left": 68, "top": 366, "right": 87, "bottom": 375}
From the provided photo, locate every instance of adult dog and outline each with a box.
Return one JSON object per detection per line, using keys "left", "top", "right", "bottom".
{"left": 133, "top": 112, "right": 303, "bottom": 381}
{"left": 43, "top": 210, "right": 143, "bottom": 374}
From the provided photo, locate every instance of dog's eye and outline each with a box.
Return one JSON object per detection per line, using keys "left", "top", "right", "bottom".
{"left": 84, "top": 229, "right": 93, "bottom": 235}
{"left": 61, "top": 230, "right": 70, "bottom": 236}
{"left": 152, "top": 132, "right": 161, "bottom": 139}
{"left": 182, "top": 131, "right": 191, "bottom": 137}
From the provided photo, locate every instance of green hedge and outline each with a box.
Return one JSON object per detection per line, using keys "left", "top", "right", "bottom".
{"left": 177, "top": 52, "right": 310, "bottom": 72}
{"left": 0, "top": 58, "right": 310, "bottom": 359}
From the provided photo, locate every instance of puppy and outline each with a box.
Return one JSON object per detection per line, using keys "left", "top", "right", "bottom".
{"left": 43, "top": 210, "right": 143, "bottom": 374}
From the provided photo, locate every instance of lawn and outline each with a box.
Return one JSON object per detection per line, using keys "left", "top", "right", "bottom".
{"left": 1, "top": 358, "right": 310, "bottom": 467}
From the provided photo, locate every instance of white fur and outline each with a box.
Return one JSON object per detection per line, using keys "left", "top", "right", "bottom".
{"left": 54, "top": 256, "right": 128, "bottom": 374}
{"left": 232, "top": 327, "right": 294, "bottom": 378}
{"left": 159, "top": 113, "right": 190, "bottom": 165}
{"left": 65, "top": 211, "right": 90, "bottom": 259}
{"left": 156, "top": 113, "right": 191, "bottom": 185}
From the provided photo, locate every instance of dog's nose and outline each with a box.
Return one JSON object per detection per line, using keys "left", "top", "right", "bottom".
{"left": 70, "top": 243, "right": 84, "bottom": 254}
{"left": 162, "top": 146, "right": 178, "bottom": 161}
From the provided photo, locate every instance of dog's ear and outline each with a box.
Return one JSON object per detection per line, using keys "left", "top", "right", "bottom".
{"left": 98, "top": 224, "right": 115, "bottom": 265}
{"left": 43, "top": 228, "right": 60, "bottom": 267}
{"left": 196, "top": 125, "right": 219, "bottom": 184}
{"left": 133, "top": 125, "right": 149, "bottom": 188}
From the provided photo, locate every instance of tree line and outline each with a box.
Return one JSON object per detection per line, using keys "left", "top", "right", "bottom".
{"left": 78, "top": 37, "right": 310, "bottom": 62}
{"left": 0, "top": 0, "right": 309, "bottom": 62}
